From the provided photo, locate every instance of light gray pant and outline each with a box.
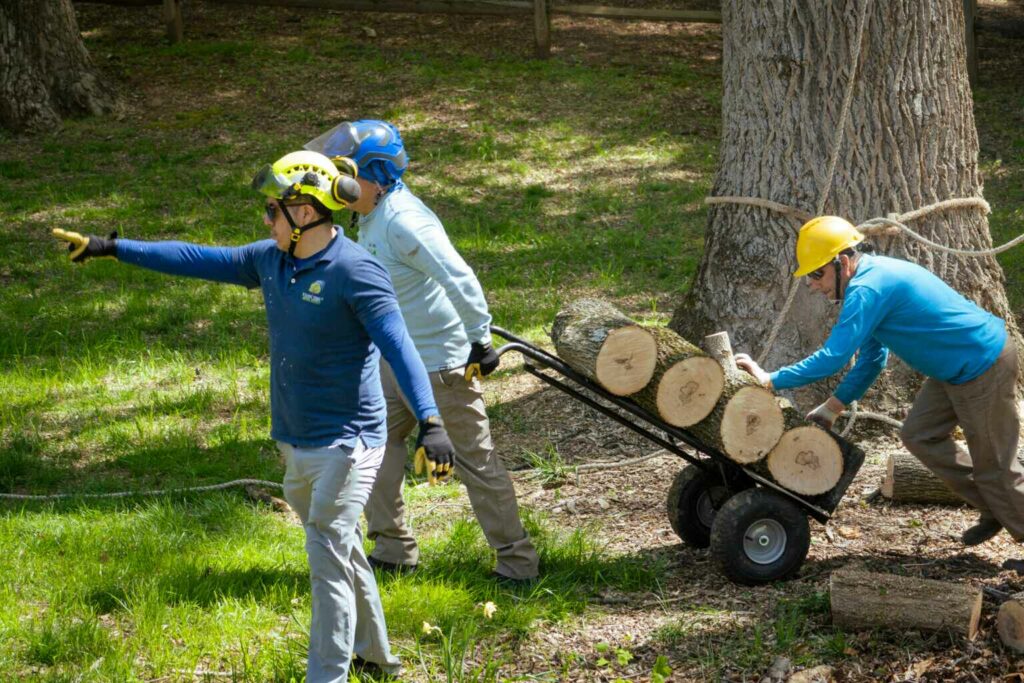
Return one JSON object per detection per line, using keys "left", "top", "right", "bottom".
{"left": 366, "top": 362, "right": 540, "bottom": 579}
{"left": 900, "top": 337, "right": 1024, "bottom": 541}
{"left": 279, "top": 440, "right": 401, "bottom": 683}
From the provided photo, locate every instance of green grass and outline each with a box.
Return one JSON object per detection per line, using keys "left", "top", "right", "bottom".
{"left": 1, "top": 2, "right": 1022, "bottom": 680}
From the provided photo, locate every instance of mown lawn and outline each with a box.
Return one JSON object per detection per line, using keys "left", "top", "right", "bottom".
{"left": 0, "top": 2, "right": 1021, "bottom": 681}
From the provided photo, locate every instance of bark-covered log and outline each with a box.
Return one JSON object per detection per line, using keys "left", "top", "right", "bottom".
{"left": 1, "top": 0, "right": 124, "bottom": 133}
{"left": 766, "top": 425, "right": 844, "bottom": 495}
{"left": 550, "top": 299, "right": 657, "bottom": 396}
{"left": 632, "top": 327, "right": 724, "bottom": 426}
{"left": 703, "top": 331, "right": 738, "bottom": 373}
{"left": 688, "top": 369, "right": 785, "bottom": 464}
{"left": 830, "top": 566, "right": 982, "bottom": 639}
{"left": 880, "top": 452, "right": 966, "bottom": 505}
{"left": 997, "top": 592, "right": 1024, "bottom": 653}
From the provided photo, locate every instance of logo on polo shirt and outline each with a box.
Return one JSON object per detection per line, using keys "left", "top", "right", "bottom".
{"left": 302, "top": 280, "right": 325, "bottom": 305}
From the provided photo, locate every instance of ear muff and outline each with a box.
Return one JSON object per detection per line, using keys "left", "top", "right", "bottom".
{"left": 332, "top": 175, "right": 361, "bottom": 206}
{"left": 332, "top": 156, "right": 359, "bottom": 179}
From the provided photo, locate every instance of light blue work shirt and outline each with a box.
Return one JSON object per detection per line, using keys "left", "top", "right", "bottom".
{"left": 357, "top": 185, "right": 492, "bottom": 371}
{"left": 769, "top": 254, "right": 1007, "bottom": 404}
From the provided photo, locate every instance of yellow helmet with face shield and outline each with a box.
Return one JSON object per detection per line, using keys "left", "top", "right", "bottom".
{"left": 251, "top": 150, "right": 359, "bottom": 211}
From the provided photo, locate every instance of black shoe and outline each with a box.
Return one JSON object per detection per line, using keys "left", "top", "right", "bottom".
{"left": 962, "top": 516, "right": 1003, "bottom": 546}
{"left": 368, "top": 555, "right": 417, "bottom": 575}
{"left": 490, "top": 570, "right": 537, "bottom": 587}
{"left": 351, "top": 655, "right": 400, "bottom": 681}
{"left": 1003, "top": 559, "right": 1024, "bottom": 575}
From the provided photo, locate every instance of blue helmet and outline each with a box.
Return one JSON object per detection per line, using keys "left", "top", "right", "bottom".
{"left": 304, "top": 120, "right": 408, "bottom": 187}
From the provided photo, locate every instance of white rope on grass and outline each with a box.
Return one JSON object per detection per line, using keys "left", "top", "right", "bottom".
{"left": 0, "top": 478, "right": 282, "bottom": 502}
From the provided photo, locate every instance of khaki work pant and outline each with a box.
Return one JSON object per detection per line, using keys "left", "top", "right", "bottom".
{"left": 366, "top": 362, "right": 540, "bottom": 579}
{"left": 279, "top": 440, "right": 402, "bottom": 683}
{"left": 900, "top": 337, "right": 1024, "bottom": 541}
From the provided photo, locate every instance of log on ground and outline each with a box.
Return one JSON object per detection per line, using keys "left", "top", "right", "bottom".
{"left": 997, "top": 592, "right": 1024, "bottom": 653}
{"left": 767, "top": 425, "right": 844, "bottom": 496}
{"left": 829, "top": 566, "right": 982, "bottom": 639}
{"left": 550, "top": 299, "right": 657, "bottom": 395}
{"left": 632, "top": 326, "right": 724, "bottom": 426}
{"left": 880, "top": 452, "right": 966, "bottom": 505}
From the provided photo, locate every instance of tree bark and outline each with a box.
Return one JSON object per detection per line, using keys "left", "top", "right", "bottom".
{"left": 830, "top": 566, "right": 982, "bottom": 639}
{"left": 881, "top": 452, "right": 966, "bottom": 505}
{"left": 632, "top": 327, "right": 724, "bottom": 427}
{"left": 0, "top": 0, "right": 123, "bottom": 133}
{"left": 550, "top": 299, "right": 657, "bottom": 396}
{"left": 671, "top": 0, "right": 1019, "bottom": 407}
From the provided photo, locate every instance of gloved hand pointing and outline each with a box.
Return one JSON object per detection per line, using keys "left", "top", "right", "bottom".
{"left": 53, "top": 229, "right": 118, "bottom": 263}
{"left": 413, "top": 415, "right": 455, "bottom": 485}
{"left": 464, "top": 341, "right": 500, "bottom": 382}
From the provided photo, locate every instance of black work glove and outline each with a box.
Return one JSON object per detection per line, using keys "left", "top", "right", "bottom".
{"left": 413, "top": 415, "right": 455, "bottom": 485}
{"left": 464, "top": 341, "right": 500, "bottom": 381}
{"left": 52, "top": 229, "right": 118, "bottom": 263}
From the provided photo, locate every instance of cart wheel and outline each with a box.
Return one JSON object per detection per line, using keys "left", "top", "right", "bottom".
{"left": 709, "top": 488, "right": 810, "bottom": 585}
{"left": 665, "top": 464, "right": 733, "bottom": 548}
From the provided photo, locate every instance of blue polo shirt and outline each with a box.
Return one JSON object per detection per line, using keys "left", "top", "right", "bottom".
{"left": 116, "top": 234, "right": 437, "bottom": 448}
{"left": 769, "top": 254, "right": 1007, "bottom": 404}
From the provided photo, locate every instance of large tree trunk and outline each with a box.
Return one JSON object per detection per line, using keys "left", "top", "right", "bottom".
{"left": 671, "top": 0, "right": 1018, "bottom": 408}
{"left": 0, "top": 0, "right": 123, "bottom": 133}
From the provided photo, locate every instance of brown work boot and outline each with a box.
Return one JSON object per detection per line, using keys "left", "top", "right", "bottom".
{"left": 962, "top": 516, "right": 1003, "bottom": 546}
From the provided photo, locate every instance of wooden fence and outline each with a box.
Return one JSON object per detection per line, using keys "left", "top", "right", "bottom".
{"left": 80, "top": 0, "right": 721, "bottom": 55}
{"left": 83, "top": 0, "right": 985, "bottom": 82}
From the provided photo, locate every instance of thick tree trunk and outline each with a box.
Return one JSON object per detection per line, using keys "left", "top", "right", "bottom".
{"left": 830, "top": 566, "right": 982, "bottom": 639}
{"left": 0, "top": 0, "right": 123, "bottom": 133}
{"left": 671, "top": 0, "right": 1019, "bottom": 408}
{"left": 881, "top": 452, "right": 966, "bottom": 505}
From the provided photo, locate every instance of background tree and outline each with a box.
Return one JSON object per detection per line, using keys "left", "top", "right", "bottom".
{"left": 1, "top": 0, "right": 123, "bottom": 133}
{"left": 671, "top": 0, "right": 1018, "bottom": 406}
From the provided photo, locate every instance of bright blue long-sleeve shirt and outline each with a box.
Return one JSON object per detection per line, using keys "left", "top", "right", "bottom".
{"left": 768, "top": 254, "right": 1007, "bottom": 404}
{"left": 116, "top": 234, "right": 438, "bottom": 448}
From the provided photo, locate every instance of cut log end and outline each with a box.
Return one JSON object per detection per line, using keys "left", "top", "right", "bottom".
{"left": 720, "top": 385, "right": 783, "bottom": 463}
{"left": 594, "top": 325, "right": 658, "bottom": 395}
{"left": 880, "top": 452, "right": 965, "bottom": 505}
{"left": 656, "top": 356, "right": 725, "bottom": 427}
{"left": 767, "top": 426, "right": 843, "bottom": 495}
{"left": 997, "top": 594, "right": 1024, "bottom": 653}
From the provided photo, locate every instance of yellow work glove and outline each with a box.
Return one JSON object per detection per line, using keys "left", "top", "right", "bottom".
{"left": 464, "top": 341, "right": 500, "bottom": 382}
{"left": 52, "top": 229, "right": 118, "bottom": 263}
{"left": 413, "top": 416, "right": 455, "bottom": 485}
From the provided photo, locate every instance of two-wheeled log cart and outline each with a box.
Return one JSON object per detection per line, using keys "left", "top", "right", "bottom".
{"left": 492, "top": 325, "right": 865, "bottom": 586}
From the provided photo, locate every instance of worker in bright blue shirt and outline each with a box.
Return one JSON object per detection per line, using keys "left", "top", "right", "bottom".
{"left": 736, "top": 216, "right": 1024, "bottom": 548}
{"left": 52, "top": 150, "right": 455, "bottom": 683}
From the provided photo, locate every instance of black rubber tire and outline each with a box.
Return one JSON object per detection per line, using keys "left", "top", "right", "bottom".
{"left": 709, "top": 487, "right": 811, "bottom": 585}
{"left": 665, "top": 464, "right": 733, "bottom": 548}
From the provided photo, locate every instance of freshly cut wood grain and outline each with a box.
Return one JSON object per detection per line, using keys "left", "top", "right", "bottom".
{"left": 881, "top": 452, "right": 965, "bottom": 505}
{"left": 550, "top": 299, "right": 657, "bottom": 395}
{"left": 720, "top": 385, "right": 784, "bottom": 463}
{"left": 767, "top": 426, "right": 844, "bottom": 495}
{"left": 633, "top": 327, "right": 724, "bottom": 426}
{"left": 830, "top": 567, "right": 982, "bottom": 639}
{"left": 997, "top": 592, "right": 1024, "bottom": 653}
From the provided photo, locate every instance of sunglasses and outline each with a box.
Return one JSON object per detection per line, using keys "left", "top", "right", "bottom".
{"left": 264, "top": 202, "right": 310, "bottom": 222}
{"left": 807, "top": 266, "right": 828, "bottom": 281}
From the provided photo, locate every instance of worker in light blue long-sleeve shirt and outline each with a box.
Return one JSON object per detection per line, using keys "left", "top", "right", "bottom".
{"left": 736, "top": 216, "right": 1024, "bottom": 548}
{"left": 53, "top": 150, "right": 457, "bottom": 683}
{"left": 306, "top": 120, "right": 539, "bottom": 582}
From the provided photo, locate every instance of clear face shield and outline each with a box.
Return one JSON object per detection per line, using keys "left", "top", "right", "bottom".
{"left": 250, "top": 164, "right": 300, "bottom": 201}
{"left": 304, "top": 121, "right": 361, "bottom": 161}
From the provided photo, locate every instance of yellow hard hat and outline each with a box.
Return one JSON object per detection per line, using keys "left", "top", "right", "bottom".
{"left": 251, "top": 150, "right": 359, "bottom": 211}
{"left": 792, "top": 216, "right": 864, "bottom": 277}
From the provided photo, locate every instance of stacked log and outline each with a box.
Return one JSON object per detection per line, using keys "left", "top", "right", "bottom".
{"left": 830, "top": 566, "right": 982, "bottom": 639}
{"left": 631, "top": 327, "right": 724, "bottom": 427}
{"left": 550, "top": 298, "right": 846, "bottom": 495}
{"left": 881, "top": 453, "right": 966, "bottom": 505}
{"left": 550, "top": 299, "right": 658, "bottom": 396}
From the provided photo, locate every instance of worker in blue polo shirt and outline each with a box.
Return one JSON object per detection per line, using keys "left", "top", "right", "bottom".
{"left": 735, "top": 216, "right": 1024, "bottom": 548}
{"left": 52, "top": 150, "right": 454, "bottom": 683}
{"left": 305, "top": 120, "right": 539, "bottom": 583}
